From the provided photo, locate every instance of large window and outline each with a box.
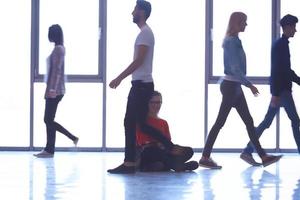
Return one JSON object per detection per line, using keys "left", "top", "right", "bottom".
{"left": 33, "top": 0, "right": 103, "bottom": 149}
{"left": 0, "top": 1, "right": 298, "bottom": 152}
{"left": 106, "top": 0, "right": 205, "bottom": 148}
{"left": 38, "top": 0, "right": 100, "bottom": 77}
{"left": 0, "top": 0, "right": 30, "bottom": 147}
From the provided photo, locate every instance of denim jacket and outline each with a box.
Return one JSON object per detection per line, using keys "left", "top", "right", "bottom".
{"left": 223, "top": 36, "right": 251, "bottom": 87}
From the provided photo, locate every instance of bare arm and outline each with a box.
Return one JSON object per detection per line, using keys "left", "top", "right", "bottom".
{"left": 109, "top": 45, "right": 148, "bottom": 89}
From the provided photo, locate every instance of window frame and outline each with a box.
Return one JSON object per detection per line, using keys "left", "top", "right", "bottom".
{"left": 31, "top": 0, "right": 106, "bottom": 83}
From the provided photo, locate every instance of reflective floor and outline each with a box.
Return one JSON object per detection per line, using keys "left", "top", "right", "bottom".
{"left": 1, "top": 152, "right": 299, "bottom": 200}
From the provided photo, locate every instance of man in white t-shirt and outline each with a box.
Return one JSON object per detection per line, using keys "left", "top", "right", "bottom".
{"left": 108, "top": 1, "right": 191, "bottom": 174}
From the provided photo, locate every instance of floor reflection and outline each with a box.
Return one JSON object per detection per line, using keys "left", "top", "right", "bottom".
{"left": 198, "top": 169, "right": 219, "bottom": 200}
{"left": 293, "top": 179, "right": 300, "bottom": 200}
{"left": 0, "top": 152, "right": 299, "bottom": 200}
{"left": 241, "top": 167, "right": 281, "bottom": 200}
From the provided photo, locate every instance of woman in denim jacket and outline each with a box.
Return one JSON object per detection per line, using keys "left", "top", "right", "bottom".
{"left": 199, "top": 12, "right": 282, "bottom": 169}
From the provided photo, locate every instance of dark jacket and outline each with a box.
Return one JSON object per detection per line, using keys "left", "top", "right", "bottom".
{"left": 270, "top": 34, "right": 300, "bottom": 96}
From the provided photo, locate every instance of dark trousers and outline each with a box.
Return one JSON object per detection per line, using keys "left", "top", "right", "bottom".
{"left": 124, "top": 81, "right": 174, "bottom": 162}
{"left": 44, "top": 95, "right": 77, "bottom": 154}
{"left": 139, "top": 146, "right": 173, "bottom": 171}
{"left": 202, "top": 80, "right": 266, "bottom": 158}
{"left": 243, "top": 90, "right": 300, "bottom": 154}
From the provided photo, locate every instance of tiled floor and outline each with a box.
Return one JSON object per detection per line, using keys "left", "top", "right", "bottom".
{"left": 1, "top": 152, "right": 299, "bottom": 200}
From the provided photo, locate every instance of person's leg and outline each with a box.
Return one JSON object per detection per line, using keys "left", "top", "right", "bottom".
{"left": 243, "top": 103, "right": 279, "bottom": 154}
{"left": 202, "top": 80, "right": 234, "bottom": 158}
{"left": 107, "top": 82, "right": 142, "bottom": 173}
{"left": 281, "top": 92, "right": 300, "bottom": 153}
{"left": 234, "top": 90, "right": 266, "bottom": 158}
{"left": 43, "top": 96, "right": 61, "bottom": 154}
{"left": 201, "top": 99, "right": 232, "bottom": 158}
{"left": 199, "top": 80, "right": 235, "bottom": 169}
{"left": 49, "top": 95, "right": 78, "bottom": 143}
{"left": 54, "top": 122, "right": 78, "bottom": 141}
{"left": 235, "top": 90, "right": 282, "bottom": 167}
{"left": 140, "top": 146, "right": 170, "bottom": 172}
{"left": 124, "top": 86, "right": 139, "bottom": 162}
{"left": 123, "top": 82, "right": 155, "bottom": 162}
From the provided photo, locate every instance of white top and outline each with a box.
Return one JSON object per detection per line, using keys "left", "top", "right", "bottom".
{"left": 132, "top": 24, "right": 155, "bottom": 82}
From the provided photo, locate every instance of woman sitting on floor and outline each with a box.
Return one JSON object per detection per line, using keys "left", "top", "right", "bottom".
{"left": 136, "top": 91, "right": 199, "bottom": 172}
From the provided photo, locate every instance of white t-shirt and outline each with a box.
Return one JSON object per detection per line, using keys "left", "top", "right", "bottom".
{"left": 132, "top": 24, "right": 155, "bottom": 82}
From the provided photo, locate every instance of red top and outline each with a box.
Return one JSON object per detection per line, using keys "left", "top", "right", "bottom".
{"left": 136, "top": 117, "right": 171, "bottom": 146}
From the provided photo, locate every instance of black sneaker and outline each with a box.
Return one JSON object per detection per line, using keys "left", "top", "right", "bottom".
{"left": 107, "top": 164, "right": 135, "bottom": 174}
{"left": 240, "top": 152, "right": 262, "bottom": 166}
{"left": 184, "top": 161, "right": 199, "bottom": 171}
{"left": 262, "top": 155, "right": 282, "bottom": 167}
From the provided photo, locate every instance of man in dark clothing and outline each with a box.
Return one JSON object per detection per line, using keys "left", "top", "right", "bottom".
{"left": 240, "top": 14, "right": 300, "bottom": 166}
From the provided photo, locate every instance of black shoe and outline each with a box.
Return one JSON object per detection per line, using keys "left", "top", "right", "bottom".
{"left": 262, "top": 155, "right": 282, "bottom": 167}
{"left": 184, "top": 161, "right": 199, "bottom": 171}
{"left": 107, "top": 164, "right": 135, "bottom": 174}
{"left": 240, "top": 153, "right": 262, "bottom": 166}
{"left": 33, "top": 150, "right": 54, "bottom": 158}
{"left": 173, "top": 161, "right": 199, "bottom": 172}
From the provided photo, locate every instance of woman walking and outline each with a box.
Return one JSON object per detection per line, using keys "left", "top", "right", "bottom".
{"left": 34, "top": 24, "right": 78, "bottom": 158}
{"left": 199, "top": 12, "right": 282, "bottom": 169}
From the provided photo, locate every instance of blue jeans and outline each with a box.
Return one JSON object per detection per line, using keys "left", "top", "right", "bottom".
{"left": 243, "top": 91, "right": 300, "bottom": 154}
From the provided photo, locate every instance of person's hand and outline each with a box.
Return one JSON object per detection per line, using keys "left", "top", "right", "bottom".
{"left": 46, "top": 90, "right": 57, "bottom": 98}
{"left": 250, "top": 85, "right": 259, "bottom": 96}
{"left": 109, "top": 77, "right": 122, "bottom": 89}
{"left": 270, "top": 96, "right": 280, "bottom": 107}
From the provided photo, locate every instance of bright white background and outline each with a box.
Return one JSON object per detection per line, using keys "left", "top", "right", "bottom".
{"left": 39, "top": 0, "right": 99, "bottom": 75}
{"left": 0, "top": 0, "right": 30, "bottom": 146}
{"left": 1, "top": 0, "right": 300, "bottom": 150}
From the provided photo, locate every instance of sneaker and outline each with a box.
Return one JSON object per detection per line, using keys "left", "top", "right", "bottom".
{"left": 73, "top": 137, "right": 79, "bottom": 146}
{"left": 183, "top": 161, "right": 199, "bottom": 171}
{"left": 172, "top": 161, "right": 199, "bottom": 172}
{"left": 199, "top": 157, "right": 222, "bottom": 169}
{"left": 33, "top": 150, "right": 54, "bottom": 158}
{"left": 170, "top": 145, "right": 194, "bottom": 163}
{"left": 262, "top": 155, "right": 282, "bottom": 167}
{"left": 107, "top": 164, "right": 135, "bottom": 174}
{"left": 240, "top": 152, "right": 262, "bottom": 166}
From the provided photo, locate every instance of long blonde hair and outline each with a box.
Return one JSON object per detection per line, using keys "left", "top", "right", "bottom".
{"left": 225, "top": 12, "right": 247, "bottom": 37}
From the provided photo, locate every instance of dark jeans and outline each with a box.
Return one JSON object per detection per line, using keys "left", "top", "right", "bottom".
{"left": 243, "top": 90, "right": 300, "bottom": 154}
{"left": 202, "top": 80, "right": 266, "bottom": 158}
{"left": 44, "top": 95, "right": 77, "bottom": 154}
{"left": 139, "top": 146, "right": 173, "bottom": 171}
{"left": 124, "top": 81, "right": 174, "bottom": 162}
